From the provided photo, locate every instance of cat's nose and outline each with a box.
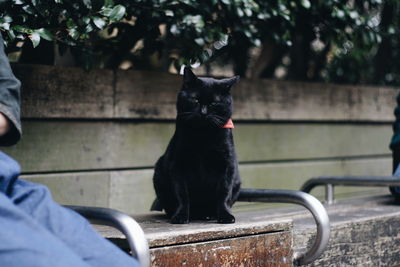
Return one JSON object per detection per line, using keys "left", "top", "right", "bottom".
{"left": 201, "top": 105, "right": 207, "bottom": 115}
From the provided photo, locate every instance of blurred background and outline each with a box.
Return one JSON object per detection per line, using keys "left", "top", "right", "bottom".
{"left": 1, "top": 0, "right": 399, "bottom": 85}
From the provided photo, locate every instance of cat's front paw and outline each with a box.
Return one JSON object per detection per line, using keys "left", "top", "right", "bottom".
{"left": 217, "top": 211, "right": 235, "bottom": 224}
{"left": 171, "top": 213, "right": 189, "bottom": 224}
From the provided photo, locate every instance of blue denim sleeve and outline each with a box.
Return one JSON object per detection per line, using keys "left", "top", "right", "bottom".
{"left": 0, "top": 33, "right": 21, "bottom": 146}
{"left": 0, "top": 150, "right": 20, "bottom": 195}
{"left": 0, "top": 193, "right": 92, "bottom": 267}
{"left": 0, "top": 152, "right": 141, "bottom": 267}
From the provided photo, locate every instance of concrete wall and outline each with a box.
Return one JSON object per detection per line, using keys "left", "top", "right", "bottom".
{"left": 3, "top": 64, "right": 398, "bottom": 214}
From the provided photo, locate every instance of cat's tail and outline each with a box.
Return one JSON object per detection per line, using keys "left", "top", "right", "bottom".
{"left": 150, "top": 198, "right": 163, "bottom": 211}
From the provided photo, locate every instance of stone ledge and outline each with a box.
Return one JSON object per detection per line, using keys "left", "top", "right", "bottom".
{"left": 96, "top": 212, "right": 292, "bottom": 247}
{"left": 96, "top": 212, "right": 293, "bottom": 266}
{"left": 292, "top": 195, "right": 400, "bottom": 266}
{"left": 95, "top": 194, "right": 400, "bottom": 266}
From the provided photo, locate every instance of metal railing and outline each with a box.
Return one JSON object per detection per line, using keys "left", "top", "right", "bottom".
{"left": 238, "top": 189, "right": 330, "bottom": 266}
{"left": 67, "top": 206, "right": 150, "bottom": 267}
{"left": 300, "top": 176, "right": 400, "bottom": 204}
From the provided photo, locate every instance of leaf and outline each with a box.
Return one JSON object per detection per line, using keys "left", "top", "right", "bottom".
{"left": 257, "top": 13, "right": 270, "bottom": 19}
{"left": 183, "top": 15, "right": 204, "bottom": 28}
{"left": 36, "top": 28, "right": 53, "bottom": 41}
{"left": 194, "top": 38, "right": 204, "bottom": 46}
{"left": 29, "top": 32, "right": 40, "bottom": 47}
{"left": 6, "top": 30, "right": 16, "bottom": 40}
{"left": 66, "top": 18, "right": 77, "bottom": 28}
{"left": 22, "top": 5, "right": 35, "bottom": 14}
{"left": 349, "top": 11, "right": 359, "bottom": 19}
{"left": 20, "top": 14, "right": 28, "bottom": 22}
{"left": 0, "top": 22, "right": 10, "bottom": 30}
{"left": 334, "top": 9, "right": 345, "bottom": 19}
{"left": 0, "top": 16, "right": 13, "bottom": 23}
{"left": 68, "top": 28, "right": 80, "bottom": 40}
{"left": 100, "top": 7, "right": 112, "bottom": 16}
{"left": 109, "top": 4, "right": 126, "bottom": 21}
{"left": 170, "top": 24, "right": 179, "bottom": 35}
{"left": 300, "top": 0, "right": 311, "bottom": 9}
{"left": 244, "top": 30, "right": 252, "bottom": 38}
{"left": 11, "top": 25, "right": 31, "bottom": 33}
{"left": 93, "top": 16, "right": 106, "bottom": 29}
{"left": 375, "top": 33, "right": 382, "bottom": 43}
{"left": 164, "top": 10, "right": 174, "bottom": 17}
{"left": 83, "top": 16, "right": 91, "bottom": 24}
{"left": 244, "top": 8, "right": 252, "bottom": 17}
{"left": 236, "top": 8, "right": 244, "bottom": 17}
{"left": 84, "top": 23, "right": 94, "bottom": 33}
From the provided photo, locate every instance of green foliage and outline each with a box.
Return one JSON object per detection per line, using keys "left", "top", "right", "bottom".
{"left": 0, "top": 0, "right": 399, "bottom": 85}
{"left": 0, "top": 0, "right": 126, "bottom": 47}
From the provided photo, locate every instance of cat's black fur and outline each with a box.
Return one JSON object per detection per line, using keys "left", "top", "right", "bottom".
{"left": 152, "top": 67, "right": 241, "bottom": 224}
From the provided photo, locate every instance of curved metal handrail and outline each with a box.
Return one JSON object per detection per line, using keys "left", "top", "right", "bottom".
{"left": 301, "top": 176, "right": 400, "bottom": 193}
{"left": 300, "top": 176, "right": 400, "bottom": 204}
{"left": 238, "top": 189, "right": 330, "bottom": 266}
{"left": 66, "top": 206, "right": 150, "bottom": 267}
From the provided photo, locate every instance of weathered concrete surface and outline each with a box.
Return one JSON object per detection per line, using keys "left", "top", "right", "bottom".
{"left": 95, "top": 195, "right": 400, "bottom": 267}
{"left": 150, "top": 231, "right": 292, "bottom": 267}
{"left": 232, "top": 80, "right": 398, "bottom": 122}
{"left": 12, "top": 64, "right": 399, "bottom": 122}
{"left": 22, "top": 159, "right": 390, "bottom": 215}
{"left": 251, "top": 194, "right": 400, "bottom": 266}
{"left": 292, "top": 195, "right": 400, "bottom": 267}
{"left": 115, "top": 70, "right": 178, "bottom": 119}
{"left": 14, "top": 64, "right": 114, "bottom": 118}
{"left": 97, "top": 212, "right": 292, "bottom": 247}
{"left": 3, "top": 121, "right": 391, "bottom": 172}
{"left": 96, "top": 213, "right": 293, "bottom": 267}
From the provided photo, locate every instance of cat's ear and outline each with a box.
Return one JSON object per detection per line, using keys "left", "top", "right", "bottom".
{"left": 183, "top": 67, "right": 198, "bottom": 88}
{"left": 220, "top": 75, "right": 240, "bottom": 93}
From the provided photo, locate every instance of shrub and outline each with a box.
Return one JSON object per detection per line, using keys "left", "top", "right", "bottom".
{"left": 1, "top": 0, "right": 398, "bottom": 85}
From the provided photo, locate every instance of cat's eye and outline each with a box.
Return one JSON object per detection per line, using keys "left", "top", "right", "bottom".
{"left": 189, "top": 96, "right": 199, "bottom": 103}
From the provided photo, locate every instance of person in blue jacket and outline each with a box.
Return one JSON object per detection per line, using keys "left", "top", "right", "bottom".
{"left": 0, "top": 33, "right": 141, "bottom": 267}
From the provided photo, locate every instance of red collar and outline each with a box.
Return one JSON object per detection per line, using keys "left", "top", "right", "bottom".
{"left": 222, "top": 118, "right": 234, "bottom": 129}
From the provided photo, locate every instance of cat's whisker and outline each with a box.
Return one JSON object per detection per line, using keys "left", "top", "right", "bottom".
{"left": 177, "top": 112, "right": 195, "bottom": 121}
{"left": 208, "top": 119, "right": 219, "bottom": 127}
{"left": 208, "top": 116, "right": 225, "bottom": 127}
{"left": 212, "top": 114, "right": 229, "bottom": 121}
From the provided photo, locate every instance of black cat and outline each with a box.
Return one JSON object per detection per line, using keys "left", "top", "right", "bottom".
{"left": 152, "top": 67, "right": 241, "bottom": 224}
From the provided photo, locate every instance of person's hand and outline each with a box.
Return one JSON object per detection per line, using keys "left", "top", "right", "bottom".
{"left": 0, "top": 112, "right": 10, "bottom": 137}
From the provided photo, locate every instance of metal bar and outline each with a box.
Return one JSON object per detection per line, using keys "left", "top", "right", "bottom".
{"left": 238, "top": 189, "right": 330, "bottom": 266}
{"left": 301, "top": 176, "right": 400, "bottom": 194}
{"left": 66, "top": 206, "right": 150, "bottom": 267}
{"left": 325, "top": 184, "right": 335, "bottom": 205}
